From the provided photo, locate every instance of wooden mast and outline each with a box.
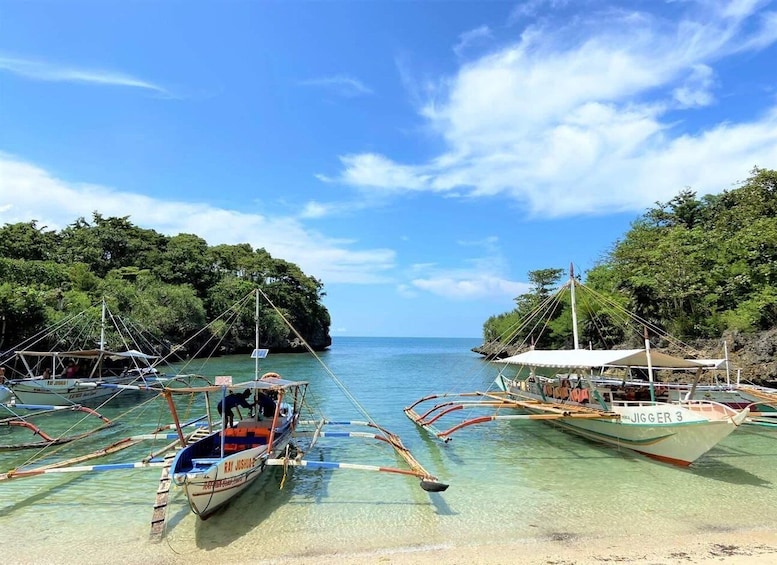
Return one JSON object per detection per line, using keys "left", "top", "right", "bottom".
{"left": 570, "top": 263, "right": 580, "bottom": 350}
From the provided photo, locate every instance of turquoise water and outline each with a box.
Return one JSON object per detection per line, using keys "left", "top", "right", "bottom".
{"left": 1, "top": 336, "right": 777, "bottom": 563}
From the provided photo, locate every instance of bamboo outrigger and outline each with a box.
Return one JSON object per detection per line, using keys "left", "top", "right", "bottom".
{"left": 0, "top": 402, "right": 115, "bottom": 450}
{"left": 405, "top": 390, "right": 620, "bottom": 442}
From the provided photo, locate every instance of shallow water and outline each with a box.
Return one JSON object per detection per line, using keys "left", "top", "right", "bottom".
{"left": 1, "top": 337, "right": 776, "bottom": 564}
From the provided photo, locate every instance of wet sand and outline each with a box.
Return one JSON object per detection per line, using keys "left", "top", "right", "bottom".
{"left": 8, "top": 528, "right": 776, "bottom": 565}
{"left": 268, "top": 530, "right": 777, "bottom": 565}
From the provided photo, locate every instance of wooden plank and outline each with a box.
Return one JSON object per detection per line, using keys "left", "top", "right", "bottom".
{"left": 149, "top": 452, "right": 176, "bottom": 542}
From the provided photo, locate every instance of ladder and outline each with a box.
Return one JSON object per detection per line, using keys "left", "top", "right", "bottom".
{"left": 149, "top": 427, "right": 213, "bottom": 541}
{"left": 149, "top": 451, "right": 176, "bottom": 542}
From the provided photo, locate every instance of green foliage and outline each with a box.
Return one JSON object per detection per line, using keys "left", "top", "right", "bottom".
{"left": 0, "top": 258, "right": 70, "bottom": 288}
{"left": 722, "top": 286, "right": 777, "bottom": 331}
{"left": 153, "top": 233, "right": 215, "bottom": 294}
{"left": 0, "top": 221, "right": 58, "bottom": 260}
{"left": 0, "top": 214, "right": 331, "bottom": 354}
{"left": 483, "top": 167, "right": 777, "bottom": 344}
{"left": 0, "top": 283, "right": 48, "bottom": 348}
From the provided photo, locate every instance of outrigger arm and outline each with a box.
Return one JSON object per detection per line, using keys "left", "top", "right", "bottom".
{"left": 405, "top": 391, "right": 619, "bottom": 443}
{"left": 293, "top": 418, "right": 449, "bottom": 492}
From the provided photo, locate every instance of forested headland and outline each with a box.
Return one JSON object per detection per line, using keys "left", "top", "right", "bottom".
{"left": 480, "top": 167, "right": 777, "bottom": 382}
{"left": 0, "top": 213, "right": 331, "bottom": 357}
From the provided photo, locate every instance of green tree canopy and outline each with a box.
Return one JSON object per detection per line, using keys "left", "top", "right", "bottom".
{"left": 483, "top": 167, "right": 777, "bottom": 347}
{"left": 0, "top": 214, "right": 331, "bottom": 355}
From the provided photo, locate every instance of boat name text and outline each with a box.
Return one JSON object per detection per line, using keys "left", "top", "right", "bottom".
{"left": 619, "top": 411, "right": 683, "bottom": 424}
{"left": 223, "top": 457, "right": 254, "bottom": 473}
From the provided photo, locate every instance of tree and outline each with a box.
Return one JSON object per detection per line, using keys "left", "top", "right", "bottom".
{"left": 0, "top": 221, "right": 58, "bottom": 261}
{"left": 0, "top": 213, "right": 332, "bottom": 354}
{"left": 154, "top": 233, "right": 215, "bottom": 295}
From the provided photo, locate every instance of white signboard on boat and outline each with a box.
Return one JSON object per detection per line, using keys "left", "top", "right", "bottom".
{"left": 215, "top": 375, "right": 233, "bottom": 386}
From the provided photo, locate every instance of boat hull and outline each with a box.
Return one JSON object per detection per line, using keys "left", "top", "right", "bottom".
{"left": 9, "top": 375, "right": 141, "bottom": 406}
{"left": 172, "top": 413, "right": 297, "bottom": 519}
{"left": 504, "top": 380, "right": 747, "bottom": 466}
{"left": 179, "top": 445, "right": 276, "bottom": 519}
{"left": 533, "top": 406, "right": 743, "bottom": 466}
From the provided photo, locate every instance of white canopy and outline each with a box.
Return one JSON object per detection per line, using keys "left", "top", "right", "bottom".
{"left": 496, "top": 349, "right": 708, "bottom": 370}
{"left": 17, "top": 349, "right": 157, "bottom": 361}
{"left": 692, "top": 358, "right": 732, "bottom": 370}
{"left": 168, "top": 376, "right": 307, "bottom": 394}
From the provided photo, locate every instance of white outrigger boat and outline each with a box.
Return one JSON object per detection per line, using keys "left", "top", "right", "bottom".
{"left": 585, "top": 371, "right": 777, "bottom": 427}
{"left": 166, "top": 371, "right": 446, "bottom": 520}
{"left": 7, "top": 348, "right": 161, "bottom": 406}
{"left": 406, "top": 267, "right": 749, "bottom": 466}
{"left": 3, "top": 300, "right": 165, "bottom": 407}
{"left": 490, "top": 349, "right": 748, "bottom": 466}
{"left": 167, "top": 374, "right": 306, "bottom": 519}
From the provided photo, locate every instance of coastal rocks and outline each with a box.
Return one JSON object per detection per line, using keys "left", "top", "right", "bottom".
{"left": 719, "top": 328, "right": 777, "bottom": 384}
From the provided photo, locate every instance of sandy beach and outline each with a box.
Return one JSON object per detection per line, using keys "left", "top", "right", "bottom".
{"left": 262, "top": 530, "right": 777, "bottom": 565}
{"left": 7, "top": 523, "right": 776, "bottom": 565}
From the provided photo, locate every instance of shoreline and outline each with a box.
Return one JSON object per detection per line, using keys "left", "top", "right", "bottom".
{"left": 4, "top": 501, "right": 777, "bottom": 565}
{"left": 265, "top": 530, "right": 777, "bottom": 565}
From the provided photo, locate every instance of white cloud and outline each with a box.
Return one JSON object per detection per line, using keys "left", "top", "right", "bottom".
{"left": 508, "top": 0, "right": 572, "bottom": 24}
{"left": 2, "top": 156, "right": 530, "bottom": 302}
{"left": 300, "top": 75, "right": 373, "bottom": 97}
{"left": 298, "top": 201, "right": 334, "bottom": 219}
{"left": 400, "top": 239, "right": 529, "bottom": 300}
{"left": 338, "top": 153, "right": 432, "bottom": 191}
{"left": 327, "top": 1, "right": 777, "bottom": 218}
{"left": 411, "top": 275, "right": 528, "bottom": 300}
{"left": 453, "top": 25, "right": 493, "bottom": 57}
{"left": 672, "top": 64, "right": 716, "bottom": 108}
{"left": 0, "top": 153, "right": 394, "bottom": 284}
{"left": 0, "top": 54, "right": 169, "bottom": 95}
{"left": 733, "top": 10, "right": 777, "bottom": 51}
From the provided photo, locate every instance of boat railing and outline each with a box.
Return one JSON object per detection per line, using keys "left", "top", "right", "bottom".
{"left": 610, "top": 398, "right": 740, "bottom": 415}
{"left": 610, "top": 399, "right": 666, "bottom": 408}
{"left": 677, "top": 398, "right": 743, "bottom": 418}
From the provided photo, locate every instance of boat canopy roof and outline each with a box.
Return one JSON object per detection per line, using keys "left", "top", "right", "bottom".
{"left": 167, "top": 376, "right": 307, "bottom": 394}
{"left": 692, "top": 358, "right": 732, "bottom": 369}
{"left": 497, "top": 349, "right": 709, "bottom": 370}
{"left": 16, "top": 349, "right": 158, "bottom": 361}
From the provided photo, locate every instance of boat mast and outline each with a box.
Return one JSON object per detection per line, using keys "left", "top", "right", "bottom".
{"left": 569, "top": 263, "right": 580, "bottom": 350}
{"left": 100, "top": 298, "right": 107, "bottom": 350}
{"left": 724, "top": 340, "right": 731, "bottom": 387}
{"left": 255, "top": 289, "right": 260, "bottom": 381}
{"left": 643, "top": 326, "right": 656, "bottom": 402}
{"left": 96, "top": 297, "right": 107, "bottom": 377}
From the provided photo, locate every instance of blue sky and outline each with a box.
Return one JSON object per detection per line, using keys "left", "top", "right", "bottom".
{"left": 1, "top": 1, "right": 776, "bottom": 338}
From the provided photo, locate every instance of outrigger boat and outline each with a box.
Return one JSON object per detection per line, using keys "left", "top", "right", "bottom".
{"left": 166, "top": 374, "right": 305, "bottom": 519}
{"left": 7, "top": 348, "right": 161, "bottom": 406}
{"left": 3, "top": 300, "right": 166, "bottom": 407}
{"left": 166, "top": 288, "right": 447, "bottom": 520}
{"left": 585, "top": 372, "right": 777, "bottom": 427}
{"left": 166, "top": 371, "right": 446, "bottom": 520}
{"left": 1, "top": 288, "right": 447, "bottom": 536}
{"left": 406, "top": 267, "right": 749, "bottom": 466}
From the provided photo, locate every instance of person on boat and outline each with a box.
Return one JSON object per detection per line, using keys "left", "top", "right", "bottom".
{"left": 255, "top": 391, "right": 276, "bottom": 418}
{"left": 217, "top": 389, "right": 253, "bottom": 428}
{"left": 65, "top": 361, "right": 80, "bottom": 378}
